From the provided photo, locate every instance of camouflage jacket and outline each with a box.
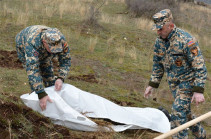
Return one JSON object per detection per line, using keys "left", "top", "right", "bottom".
{"left": 16, "top": 25, "right": 71, "bottom": 95}
{"left": 149, "top": 26, "right": 207, "bottom": 93}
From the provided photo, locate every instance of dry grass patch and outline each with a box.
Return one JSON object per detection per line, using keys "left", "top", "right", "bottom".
{"left": 199, "top": 36, "right": 211, "bottom": 50}
{"left": 112, "top": 0, "right": 125, "bottom": 3}
{"left": 45, "top": 6, "right": 56, "bottom": 18}
{"left": 135, "top": 18, "right": 154, "bottom": 31}
{"left": 3, "top": 3, "right": 8, "bottom": 17}
{"left": 64, "top": 2, "right": 88, "bottom": 17}
{"left": 61, "top": 27, "right": 71, "bottom": 42}
{"left": 128, "top": 46, "right": 137, "bottom": 61}
{"left": 179, "top": 2, "right": 211, "bottom": 33}
{"left": 59, "top": 1, "right": 66, "bottom": 19}
{"left": 180, "top": 3, "right": 211, "bottom": 14}
{"left": 116, "top": 46, "right": 125, "bottom": 64}
{"left": 88, "top": 36, "right": 98, "bottom": 52}
{"left": 16, "top": 12, "right": 29, "bottom": 26}
{"left": 100, "top": 13, "right": 127, "bottom": 25}
{"left": 106, "top": 34, "right": 116, "bottom": 52}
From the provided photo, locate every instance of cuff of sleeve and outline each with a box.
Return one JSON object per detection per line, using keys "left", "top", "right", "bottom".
{"left": 37, "top": 91, "right": 48, "bottom": 99}
{"left": 192, "top": 86, "right": 204, "bottom": 93}
{"left": 149, "top": 81, "right": 159, "bottom": 88}
{"left": 56, "top": 77, "right": 64, "bottom": 82}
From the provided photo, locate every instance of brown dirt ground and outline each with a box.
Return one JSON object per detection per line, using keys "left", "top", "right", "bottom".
{"left": 0, "top": 50, "right": 23, "bottom": 69}
{"left": 0, "top": 93, "right": 72, "bottom": 138}
{"left": 0, "top": 92, "right": 122, "bottom": 139}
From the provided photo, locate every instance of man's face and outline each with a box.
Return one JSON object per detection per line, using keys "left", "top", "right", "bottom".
{"left": 157, "top": 23, "right": 172, "bottom": 39}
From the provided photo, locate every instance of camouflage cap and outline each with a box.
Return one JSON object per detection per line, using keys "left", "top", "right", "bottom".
{"left": 152, "top": 9, "right": 173, "bottom": 30}
{"left": 44, "top": 28, "right": 63, "bottom": 53}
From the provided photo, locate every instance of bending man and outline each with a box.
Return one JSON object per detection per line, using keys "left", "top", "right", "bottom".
{"left": 16, "top": 25, "right": 71, "bottom": 111}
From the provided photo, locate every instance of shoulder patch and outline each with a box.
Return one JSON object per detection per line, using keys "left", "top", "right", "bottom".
{"left": 190, "top": 47, "right": 198, "bottom": 56}
{"left": 64, "top": 42, "right": 67, "bottom": 47}
{"left": 188, "top": 41, "right": 195, "bottom": 47}
{"left": 63, "top": 42, "right": 69, "bottom": 53}
{"left": 175, "top": 58, "right": 182, "bottom": 67}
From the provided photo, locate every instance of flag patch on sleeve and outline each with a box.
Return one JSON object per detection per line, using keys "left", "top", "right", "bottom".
{"left": 63, "top": 42, "right": 69, "bottom": 53}
{"left": 188, "top": 41, "right": 195, "bottom": 47}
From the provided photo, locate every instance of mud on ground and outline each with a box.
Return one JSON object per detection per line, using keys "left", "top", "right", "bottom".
{"left": 0, "top": 50, "right": 23, "bottom": 69}
{"left": 0, "top": 92, "right": 73, "bottom": 138}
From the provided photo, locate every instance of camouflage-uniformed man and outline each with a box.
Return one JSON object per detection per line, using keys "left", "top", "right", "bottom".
{"left": 144, "top": 9, "right": 207, "bottom": 139}
{"left": 16, "top": 25, "right": 71, "bottom": 111}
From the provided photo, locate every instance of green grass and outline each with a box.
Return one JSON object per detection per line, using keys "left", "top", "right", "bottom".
{"left": 0, "top": 0, "right": 210, "bottom": 138}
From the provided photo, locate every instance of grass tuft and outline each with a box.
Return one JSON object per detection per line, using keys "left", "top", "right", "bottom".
{"left": 0, "top": 0, "right": 210, "bottom": 138}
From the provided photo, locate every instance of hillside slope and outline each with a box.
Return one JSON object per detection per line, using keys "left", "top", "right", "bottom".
{"left": 0, "top": 0, "right": 210, "bottom": 138}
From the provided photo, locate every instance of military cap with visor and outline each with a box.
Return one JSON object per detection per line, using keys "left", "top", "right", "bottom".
{"left": 43, "top": 28, "right": 63, "bottom": 53}
{"left": 152, "top": 9, "right": 173, "bottom": 30}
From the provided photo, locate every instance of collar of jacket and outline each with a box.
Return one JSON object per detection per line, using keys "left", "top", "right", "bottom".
{"left": 167, "top": 25, "right": 177, "bottom": 41}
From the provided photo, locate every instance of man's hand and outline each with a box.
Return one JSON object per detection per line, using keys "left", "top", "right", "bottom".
{"left": 191, "top": 92, "right": 205, "bottom": 105}
{"left": 39, "top": 95, "right": 53, "bottom": 111}
{"left": 144, "top": 86, "right": 154, "bottom": 99}
{"left": 55, "top": 78, "right": 63, "bottom": 91}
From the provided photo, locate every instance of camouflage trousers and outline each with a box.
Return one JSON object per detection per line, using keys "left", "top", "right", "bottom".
{"left": 169, "top": 80, "right": 206, "bottom": 139}
{"left": 16, "top": 44, "right": 56, "bottom": 89}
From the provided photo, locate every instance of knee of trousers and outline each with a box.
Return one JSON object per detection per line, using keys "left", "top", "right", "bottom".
{"left": 171, "top": 100, "right": 191, "bottom": 125}
{"left": 172, "top": 90, "right": 192, "bottom": 114}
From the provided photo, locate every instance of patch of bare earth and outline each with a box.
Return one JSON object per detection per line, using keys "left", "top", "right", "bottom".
{"left": 0, "top": 50, "right": 23, "bottom": 69}
{"left": 0, "top": 93, "right": 71, "bottom": 138}
{"left": 0, "top": 93, "right": 118, "bottom": 138}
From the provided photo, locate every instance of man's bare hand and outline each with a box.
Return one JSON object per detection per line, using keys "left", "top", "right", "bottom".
{"left": 55, "top": 78, "right": 63, "bottom": 91}
{"left": 39, "top": 95, "right": 53, "bottom": 111}
{"left": 191, "top": 92, "right": 205, "bottom": 105}
{"left": 144, "top": 86, "right": 154, "bottom": 99}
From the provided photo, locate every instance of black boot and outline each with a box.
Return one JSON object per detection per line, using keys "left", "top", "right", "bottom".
{"left": 158, "top": 106, "right": 171, "bottom": 122}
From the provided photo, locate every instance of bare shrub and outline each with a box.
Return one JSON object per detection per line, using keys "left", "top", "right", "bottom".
{"left": 178, "top": 0, "right": 194, "bottom": 2}
{"left": 125, "top": 0, "right": 181, "bottom": 24}
{"left": 83, "top": 0, "right": 105, "bottom": 28}
{"left": 125, "top": 0, "right": 178, "bottom": 18}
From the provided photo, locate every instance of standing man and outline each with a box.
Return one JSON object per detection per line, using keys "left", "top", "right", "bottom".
{"left": 144, "top": 9, "right": 207, "bottom": 139}
{"left": 16, "top": 25, "right": 71, "bottom": 111}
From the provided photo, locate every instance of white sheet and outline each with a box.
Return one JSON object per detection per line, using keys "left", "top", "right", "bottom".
{"left": 20, "top": 84, "right": 170, "bottom": 133}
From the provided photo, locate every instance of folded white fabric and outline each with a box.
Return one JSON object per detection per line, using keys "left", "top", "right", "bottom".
{"left": 21, "top": 84, "right": 170, "bottom": 133}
